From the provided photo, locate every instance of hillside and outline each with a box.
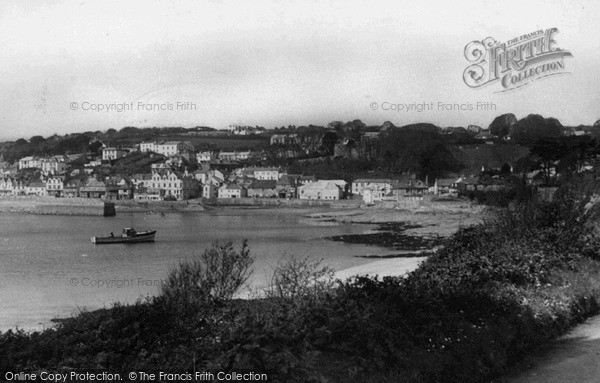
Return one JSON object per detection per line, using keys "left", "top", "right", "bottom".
{"left": 452, "top": 143, "right": 530, "bottom": 175}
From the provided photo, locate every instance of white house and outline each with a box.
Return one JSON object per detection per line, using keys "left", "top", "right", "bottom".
{"left": 298, "top": 180, "right": 344, "bottom": 200}
{"left": 218, "top": 183, "right": 247, "bottom": 198}
{"left": 141, "top": 141, "right": 195, "bottom": 158}
{"left": 149, "top": 169, "right": 198, "bottom": 200}
{"left": 352, "top": 179, "right": 393, "bottom": 201}
{"left": 41, "top": 158, "right": 68, "bottom": 175}
{"left": 243, "top": 167, "right": 281, "bottom": 181}
{"left": 102, "top": 147, "right": 127, "bottom": 161}
{"left": 203, "top": 178, "right": 220, "bottom": 199}
{"left": 45, "top": 176, "right": 65, "bottom": 196}
{"left": 0, "top": 177, "right": 24, "bottom": 195}
{"left": 197, "top": 151, "right": 218, "bottom": 163}
{"left": 26, "top": 179, "right": 47, "bottom": 196}
{"left": 18, "top": 156, "right": 42, "bottom": 170}
{"left": 140, "top": 141, "right": 156, "bottom": 152}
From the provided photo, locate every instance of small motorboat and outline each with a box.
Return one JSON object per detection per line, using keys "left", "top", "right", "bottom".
{"left": 91, "top": 228, "right": 156, "bottom": 244}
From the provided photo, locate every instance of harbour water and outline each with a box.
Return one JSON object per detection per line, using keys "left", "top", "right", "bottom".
{"left": 0, "top": 208, "right": 395, "bottom": 331}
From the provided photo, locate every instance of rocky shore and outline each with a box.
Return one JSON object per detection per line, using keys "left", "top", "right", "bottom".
{"left": 308, "top": 201, "right": 487, "bottom": 279}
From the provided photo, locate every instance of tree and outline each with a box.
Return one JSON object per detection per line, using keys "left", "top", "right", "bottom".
{"left": 489, "top": 113, "right": 517, "bottom": 138}
{"left": 89, "top": 141, "right": 104, "bottom": 155}
{"left": 509, "top": 114, "right": 563, "bottom": 144}
{"left": 321, "top": 131, "right": 338, "bottom": 155}
{"left": 530, "top": 139, "right": 568, "bottom": 184}
{"left": 327, "top": 121, "right": 344, "bottom": 131}
{"left": 29, "top": 135, "right": 45, "bottom": 146}
{"left": 379, "top": 126, "right": 462, "bottom": 178}
{"left": 418, "top": 142, "right": 463, "bottom": 180}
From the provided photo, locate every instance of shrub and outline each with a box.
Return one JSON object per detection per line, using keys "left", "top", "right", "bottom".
{"left": 161, "top": 240, "right": 254, "bottom": 311}
{"left": 208, "top": 304, "right": 325, "bottom": 382}
{"left": 265, "top": 257, "right": 335, "bottom": 301}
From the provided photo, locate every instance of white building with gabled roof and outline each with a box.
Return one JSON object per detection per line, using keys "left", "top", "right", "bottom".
{"left": 297, "top": 180, "right": 344, "bottom": 200}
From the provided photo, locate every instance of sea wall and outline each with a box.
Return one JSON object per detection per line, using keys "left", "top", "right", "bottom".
{"left": 203, "top": 197, "right": 362, "bottom": 208}
{"left": 0, "top": 196, "right": 107, "bottom": 215}
{"left": 0, "top": 196, "right": 206, "bottom": 216}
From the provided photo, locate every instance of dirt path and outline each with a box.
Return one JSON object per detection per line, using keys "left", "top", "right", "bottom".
{"left": 502, "top": 315, "right": 600, "bottom": 383}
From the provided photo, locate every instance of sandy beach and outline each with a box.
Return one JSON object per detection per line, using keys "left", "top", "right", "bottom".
{"left": 305, "top": 200, "right": 487, "bottom": 279}
{"left": 334, "top": 256, "right": 427, "bottom": 280}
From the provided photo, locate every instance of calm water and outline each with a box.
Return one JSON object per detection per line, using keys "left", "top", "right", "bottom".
{"left": 0, "top": 209, "right": 392, "bottom": 331}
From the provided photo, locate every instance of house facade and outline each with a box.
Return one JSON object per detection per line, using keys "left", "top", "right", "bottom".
{"left": 270, "top": 134, "right": 299, "bottom": 145}
{"left": 102, "top": 148, "right": 127, "bottom": 161}
{"left": 140, "top": 141, "right": 195, "bottom": 159}
{"left": 0, "top": 177, "right": 25, "bottom": 195}
{"left": 276, "top": 175, "right": 299, "bottom": 198}
{"left": 218, "top": 183, "right": 247, "bottom": 198}
{"left": 431, "top": 178, "right": 459, "bottom": 195}
{"left": 150, "top": 169, "right": 198, "bottom": 201}
{"left": 197, "top": 151, "right": 218, "bottom": 163}
{"left": 298, "top": 180, "right": 343, "bottom": 200}
{"left": 26, "top": 180, "right": 47, "bottom": 196}
{"left": 217, "top": 150, "right": 254, "bottom": 162}
{"left": 41, "top": 158, "right": 67, "bottom": 175}
{"left": 79, "top": 178, "right": 108, "bottom": 198}
{"left": 352, "top": 179, "right": 393, "bottom": 201}
{"left": 248, "top": 167, "right": 280, "bottom": 181}
{"left": 392, "top": 178, "right": 428, "bottom": 197}
{"left": 202, "top": 179, "right": 220, "bottom": 199}
{"left": 46, "top": 176, "right": 65, "bottom": 197}
{"left": 18, "top": 156, "right": 42, "bottom": 170}
{"left": 247, "top": 180, "right": 278, "bottom": 198}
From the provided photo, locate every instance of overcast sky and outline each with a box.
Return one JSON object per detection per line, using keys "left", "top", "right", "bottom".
{"left": 0, "top": 0, "right": 598, "bottom": 139}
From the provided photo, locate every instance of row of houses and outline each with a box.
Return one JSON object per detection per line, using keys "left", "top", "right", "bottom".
{"left": 216, "top": 179, "right": 347, "bottom": 200}
{"left": 0, "top": 175, "right": 133, "bottom": 199}
{"left": 18, "top": 156, "right": 69, "bottom": 174}
{"left": 350, "top": 175, "right": 523, "bottom": 203}
{"left": 227, "top": 125, "right": 265, "bottom": 135}
{"left": 351, "top": 175, "right": 434, "bottom": 203}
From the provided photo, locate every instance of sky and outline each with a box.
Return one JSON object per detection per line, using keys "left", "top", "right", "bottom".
{"left": 0, "top": 0, "right": 598, "bottom": 140}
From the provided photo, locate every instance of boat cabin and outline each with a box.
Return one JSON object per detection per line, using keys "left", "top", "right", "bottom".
{"left": 123, "top": 228, "right": 137, "bottom": 237}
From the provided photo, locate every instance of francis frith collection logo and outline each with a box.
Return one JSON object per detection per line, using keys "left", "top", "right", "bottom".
{"left": 463, "top": 27, "right": 572, "bottom": 92}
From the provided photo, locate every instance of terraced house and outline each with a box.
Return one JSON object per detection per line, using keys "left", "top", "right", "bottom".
{"left": 0, "top": 177, "right": 24, "bottom": 195}
{"left": 102, "top": 147, "right": 127, "bottom": 161}
{"left": 249, "top": 167, "right": 281, "bottom": 180}
{"left": 150, "top": 168, "right": 198, "bottom": 200}
{"left": 18, "top": 156, "right": 42, "bottom": 170}
{"left": 352, "top": 178, "right": 394, "bottom": 201}
{"left": 40, "top": 157, "right": 68, "bottom": 175}
{"left": 25, "top": 179, "right": 47, "bottom": 196}
{"left": 140, "top": 140, "right": 195, "bottom": 160}
{"left": 45, "top": 175, "right": 65, "bottom": 197}
{"left": 298, "top": 180, "right": 345, "bottom": 200}
{"left": 218, "top": 183, "right": 247, "bottom": 198}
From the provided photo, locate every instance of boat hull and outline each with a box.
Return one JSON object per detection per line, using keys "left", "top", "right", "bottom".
{"left": 91, "top": 231, "right": 156, "bottom": 244}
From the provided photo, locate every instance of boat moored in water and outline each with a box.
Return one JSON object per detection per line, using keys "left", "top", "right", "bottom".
{"left": 91, "top": 228, "right": 156, "bottom": 244}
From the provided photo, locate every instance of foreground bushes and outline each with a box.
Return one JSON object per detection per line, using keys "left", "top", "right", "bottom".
{"left": 305, "top": 186, "right": 600, "bottom": 381}
{"left": 2, "top": 186, "right": 600, "bottom": 382}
